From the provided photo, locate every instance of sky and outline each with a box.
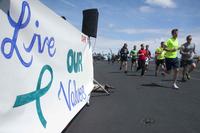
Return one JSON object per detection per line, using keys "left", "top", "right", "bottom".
{"left": 40, "top": 0, "right": 200, "bottom": 54}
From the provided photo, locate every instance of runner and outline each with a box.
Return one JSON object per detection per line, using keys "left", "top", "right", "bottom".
{"left": 164, "top": 29, "right": 180, "bottom": 89}
{"left": 130, "top": 45, "right": 137, "bottom": 71}
{"left": 180, "top": 35, "right": 196, "bottom": 81}
{"left": 155, "top": 42, "right": 166, "bottom": 76}
{"left": 119, "top": 43, "right": 129, "bottom": 73}
{"left": 145, "top": 45, "right": 151, "bottom": 71}
{"left": 107, "top": 53, "right": 111, "bottom": 64}
{"left": 137, "top": 44, "right": 146, "bottom": 76}
{"left": 111, "top": 54, "right": 116, "bottom": 64}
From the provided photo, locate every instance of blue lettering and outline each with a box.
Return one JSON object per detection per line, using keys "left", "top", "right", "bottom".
{"left": 23, "top": 20, "right": 56, "bottom": 57}
{"left": 73, "top": 52, "right": 78, "bottom": 73}
{"left": 78, "top": 52, "right": 83, "bottom": 72}
{"left": 67, "top": 49, "right": 83, "bottom": 73}
{"left": 58, "top": 80, "right": 86, "bottom": 111}
{"left": 58, "top": 81, "right": 71, "bottom": 111}
{"left": 1, "top": 1, "right": 56, "bottom": 67}
{"left": 47, "top": 37, "right": 56, "bottom": 57}
{"left": 1, "top": 1, "right": 32, "bottom": 67}
{"left": 67, "top": 49, "right": 73, "bottom": 73}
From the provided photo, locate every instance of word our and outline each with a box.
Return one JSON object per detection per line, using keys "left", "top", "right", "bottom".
{"left": 67, "top": 49, "right": 83, "bottom": 73}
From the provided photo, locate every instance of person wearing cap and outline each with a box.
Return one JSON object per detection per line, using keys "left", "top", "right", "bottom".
{"left": 164, "top": 29, "right": 180, "bottom": 89}
{"left": 180, "top": 35, "right": 196, "bottom": 81}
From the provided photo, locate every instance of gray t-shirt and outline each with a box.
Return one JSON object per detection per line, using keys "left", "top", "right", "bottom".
{"left": 180, "top": 42, "right": 195, "bottom": 60}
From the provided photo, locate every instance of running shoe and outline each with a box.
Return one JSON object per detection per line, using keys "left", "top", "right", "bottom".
{"left": 172, "top": 83, "right": 179, "bottom": 89}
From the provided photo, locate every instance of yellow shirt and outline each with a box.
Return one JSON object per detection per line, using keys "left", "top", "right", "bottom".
{"left": 156, "top": 47, "right": 165, "bottom": 60}
{"left": 165, "top": 37, "right": 179, "bottom": 58}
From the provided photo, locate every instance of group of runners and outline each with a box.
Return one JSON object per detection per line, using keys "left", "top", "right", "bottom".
{"left": 118, "top": 29, "right": 197, "bottom": 89}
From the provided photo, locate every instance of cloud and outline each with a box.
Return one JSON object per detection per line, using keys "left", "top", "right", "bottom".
{"left": 94, "top": 36, "right": 125, "bottom": 53}
{"left": 145, "top": 0, "right": 176, "bottom": 8}
{"left": 60, "top": 0, "right": 76, "bottom": 8}
{"left": 94, "top": 29, "right": 200, "bottom": 55}
{"left": 108, "top": 23, "right": 115, "bottom": 28}
{"left": 94, "top": 36, "right": 166, "bottom": 54}
{"left": 116, "top": 28, "right": 169, "bottom": 35}
{"left": 139, "top": 6, "right": 154, "bottom": 13}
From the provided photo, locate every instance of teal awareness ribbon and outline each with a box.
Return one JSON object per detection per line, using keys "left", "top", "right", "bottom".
{"left": 13, "top": 65, "right": 53, "bottom": 128}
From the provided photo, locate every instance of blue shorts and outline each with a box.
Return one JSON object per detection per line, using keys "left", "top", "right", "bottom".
{"left": 165, "top": 58, "right": 179, "bottom": 71}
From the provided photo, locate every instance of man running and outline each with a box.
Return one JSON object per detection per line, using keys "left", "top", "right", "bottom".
{"left": 180, "top": 35, "right": 196, "bottom": 81}
{"left": 119, "top": 43, "right": 129, "bottom": 73}
{"left": 164, "top": 29, "right": 180, "bottom": 89}
{"left": 137, "top": 44, "right": 146, "bottom": 76}
{"left": 155, "top": 42, "right": 166, "bottom": 76}
{"left": 145, "top": 45, "right": 151, "bottom": 71}
{"left": 130, "top": 45, "right": 137, "bottom": 71}
{"left": 111, "top": 54, "right": 116, "bottom": 64}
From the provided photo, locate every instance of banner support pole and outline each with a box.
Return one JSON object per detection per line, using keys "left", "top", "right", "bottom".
{"left": 88, "top": 37, "right": 110, "bottom": 96}
{"left": 93, "top": 79, "right": 110, "bottom": 95}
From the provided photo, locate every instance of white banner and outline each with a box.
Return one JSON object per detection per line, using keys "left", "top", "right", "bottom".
{"left": 0, "top": 0, "right": 94, "bottom": 133}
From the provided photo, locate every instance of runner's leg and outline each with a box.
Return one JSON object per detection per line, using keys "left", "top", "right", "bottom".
{"left": 188, "top": 63, "right": 196, "bottom": 73}
{"left": 120, "top": 60, "right": 123, "bottom": 70}
{"left": 141, "top": 60, "right": 146, "bottom": 76}
{"left": 155, "top": 61, "right": 159, "bottom": 76}
{"left": 173, "top": 68, "right": 179, "bottom": 88}
{"left": 182, "top": 66, "right": 187, "bottom": 81}
{"left": 137, "top": 60, "right": 141, "bottom": 71}
{"left": 172, "top": 58, "right": 180, "bottom": 89}
{"left": 131, "top": 59, "right": 133, "bottom": 71}
{"left": 125, "top": 61, "right": 128, "bottom": 73}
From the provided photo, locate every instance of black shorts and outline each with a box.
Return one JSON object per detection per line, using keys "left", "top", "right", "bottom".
{"left": 156, "top": 59, "right": 165, "bottom": 66}
{"left": 120, "top": 56, "right": 128, "bottom": 62}
{"left": 131, "top": 58, "right": 137, "bottom": 63}
{"left": 165, "top": 57, "right": 179, "bottom": 71}
{"left": 181, "top": 59, "right": 194, "bottom": 67}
